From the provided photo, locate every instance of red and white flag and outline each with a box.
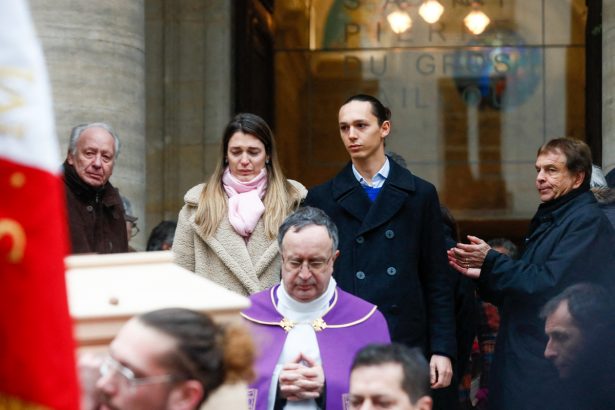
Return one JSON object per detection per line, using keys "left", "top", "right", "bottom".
{"left": 0, "top": 1, "right": 79, "bottom": 409}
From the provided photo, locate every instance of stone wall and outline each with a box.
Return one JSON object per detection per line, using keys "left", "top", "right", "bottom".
{"left": 145, "top": 0, "right": 232, "bottom": 239}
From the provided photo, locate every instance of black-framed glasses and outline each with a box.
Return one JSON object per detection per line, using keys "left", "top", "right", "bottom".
{"left": 100, "top": 355, "right": 178, "bottom": 388}
{"left": 282, "top": 255, "right": 333, "bottom": 275}
{"left": 130, "top": 223, "right": 140, "bottom": 238}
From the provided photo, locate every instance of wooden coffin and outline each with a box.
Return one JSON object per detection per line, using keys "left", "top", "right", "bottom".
{"left": 65, "top": 251, "right": 250, "bottom": 351}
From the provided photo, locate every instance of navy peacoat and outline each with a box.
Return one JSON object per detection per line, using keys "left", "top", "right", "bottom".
{"left": 478, "top": 190, "right": 615, "bottom": 410}
{"left": 304, "top": 159, "right": 456, "bottom": 358}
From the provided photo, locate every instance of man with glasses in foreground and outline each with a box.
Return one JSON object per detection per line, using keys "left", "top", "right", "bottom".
{"left": 80, "top": 308, "right": 254, "bottom": 410}
{"left": 241, "top": 207, "right": 390, "bottom": 410}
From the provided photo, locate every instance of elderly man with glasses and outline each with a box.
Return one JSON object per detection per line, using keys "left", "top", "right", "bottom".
{"left": 241, "top": 207, "right": 390, "bottom": 410}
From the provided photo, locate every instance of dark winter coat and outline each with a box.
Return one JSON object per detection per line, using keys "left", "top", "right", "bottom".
{"left": 592, "top": 186, "right": 615, "bottom": 229}
{"left": 304, "top": 159, "right": 456, "bottom": 358}
{"left": 478, "top": 189, "right": 615, "bottom": 410}
{"left": 63, "top": 162, "right": 128, "bottom": 254}
{"left": 432, "top": 226, "right": 478, "bottom": 410}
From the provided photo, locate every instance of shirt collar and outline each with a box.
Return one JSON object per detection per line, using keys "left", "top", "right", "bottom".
{"left": 276, "top": 278, "right": 337, "bottom": 320}
{"left": 352, "top": 157, "right": 390, "bottom": 188}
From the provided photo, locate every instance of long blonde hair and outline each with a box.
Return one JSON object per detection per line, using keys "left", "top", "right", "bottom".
{"left": 194, "top": 113, "right": 303, "bottom": 239}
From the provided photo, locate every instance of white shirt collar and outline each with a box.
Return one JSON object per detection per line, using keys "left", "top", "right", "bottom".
{"left": 352, "top": 157, "right": 390, "bottom": 188}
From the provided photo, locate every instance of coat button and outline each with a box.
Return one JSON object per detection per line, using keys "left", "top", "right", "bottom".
{"left": 86, "top": 205, "right": 93, "bottom": 212}
{"left": 386, "top": 267, "right": 397, "bottom": 276}
{"left": 356, "top": 236, "right": 365, "bottom": 244}
{"left": 385, "top": 229, "right": 395, "bottom": 239}
{"left": 356, "top": 271, "right": 366, "bottom": 280}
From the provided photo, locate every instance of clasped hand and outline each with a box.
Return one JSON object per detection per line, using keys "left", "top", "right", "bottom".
{"left": 279, "top": 353, "right": 325, "bottom": 401}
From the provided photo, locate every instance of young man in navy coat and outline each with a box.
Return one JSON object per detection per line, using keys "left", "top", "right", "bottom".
{"left": 304, "top": 94, "right": 456, "bottom": 390}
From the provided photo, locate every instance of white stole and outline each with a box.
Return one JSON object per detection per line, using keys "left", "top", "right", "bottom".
{"left": 267, "top": 279, "right": 337, "bottom": 410}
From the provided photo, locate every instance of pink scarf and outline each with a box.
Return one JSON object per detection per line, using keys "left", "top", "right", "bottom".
{"left": 222, "top": 167, "right": 267, "bottom": 237}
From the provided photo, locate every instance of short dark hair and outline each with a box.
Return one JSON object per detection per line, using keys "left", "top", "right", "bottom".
{"left": 278, "top": 206, "right": 339, "bottom": 253}
{"left": 351, "top": 344, "right": 430, "bottom": 405}
{"left": 537, "top": 138, "right": 592, "bottom": 187}
{"left": 343, "top": 94, "right": 391, "bottom": 125}
{"left": 138, "top": 308, "right": 254, "bottom": 405}
{"left": 146, "top": 220, "right": 177, "bottom": 251}
{"left": 540, "top": 283, "right": 613, "bottom": 334}
{"left": 487, "top": 238, "right": 519, "bottom": 259}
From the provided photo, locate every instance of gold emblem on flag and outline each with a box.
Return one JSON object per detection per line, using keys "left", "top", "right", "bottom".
{"left": 0, "top": 393, "right": 49, "bottom": 409}
{"left": 0, "top": 219, "right": 26, "bottom": 263}
{"left": 10, "top": 172, "right": 26, "bottom": 188}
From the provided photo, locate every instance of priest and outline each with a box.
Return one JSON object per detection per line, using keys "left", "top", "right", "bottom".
{"left": 241, "top": 207, "right": 390, "bottom": 410}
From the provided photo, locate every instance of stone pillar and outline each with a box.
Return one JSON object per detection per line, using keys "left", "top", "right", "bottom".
{"left": 603, "top": 0, "right": 615, "bottom": 173}
{"left": 30, "top": 0, "right": 147, "bottom": 248}
{"left": 145, "top": 0, "right": 232, "bottom": 232}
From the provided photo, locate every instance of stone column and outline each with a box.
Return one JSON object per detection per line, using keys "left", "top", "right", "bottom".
{"left": 603, "top": 0, "right": 615, "bottom": 173}
{"left": 30, "top": 0, "right": 146, "bottom": 248}
{"left": 145, "top": 0, "right": 232, "bottom": 231}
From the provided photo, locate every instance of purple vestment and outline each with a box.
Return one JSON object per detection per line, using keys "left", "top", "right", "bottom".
{"left": 241, "top": 285, "right": 390, "bottom": 410}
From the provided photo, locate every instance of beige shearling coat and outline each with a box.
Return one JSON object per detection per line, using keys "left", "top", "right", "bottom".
{"left": 173, "top": 180, "right": 306, "bottom": 296}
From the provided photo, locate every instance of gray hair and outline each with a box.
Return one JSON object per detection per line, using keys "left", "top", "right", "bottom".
{"left": 487, "top": 238, "right": 519, "bottom": 259}
{"left": 68, "top": 122, "right": 121, "bottom": 159}
{"left": 277, "top": 207, "right": 339, "bottom": 253}
{"left": 590, "top": 164, "right": 608, "bottom": 188}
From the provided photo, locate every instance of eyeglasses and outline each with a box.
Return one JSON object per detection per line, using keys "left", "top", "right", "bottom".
{"left": 100, "top": 355, "right": 178, "bottom": 388}
{"left": 130, "top": 223, "right": 140, "bottom": 238}
{"left": 283, "top": 255, "right": 332, "bottom": 275}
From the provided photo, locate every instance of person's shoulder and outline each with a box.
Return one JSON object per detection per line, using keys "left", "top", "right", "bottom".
{"left": 307, "top": 164, "right": 353, "bottom": 195}
{"left": 308, "top": 179, "right": 333, "bottom": 194}
{"left": 247, "top": 287, "right": 271, "bottom": 302}
{"left": 556, "top": 192, "right": 611, "bottom": 229}
{"left": 333, "top": 287, "right": 388, "bottom": 327}
{"left": 336, "top": 287, "right": 378, "bottom": 310}
{"left": 241, "top": 287, "right": 279, "bottom": 322}
{"left": 569, "top": 191, "right": 605, "bottom": 216}
{"left": 106, "top": 181, "right": 121, "bottom": 196}
{"left": 388, "top": 163, "right": 437, "bottom": 194}
{"left": 306, "top": 180, "right": 333, "bottom": 200}
{"left": 102, "top": 182, "right": 123, "bottom": 206}
{"left": 287, "top": 179, "right": 308, "bottom": 199}
{"left": 183, "top": 183, "right": 205, "bottom": 206}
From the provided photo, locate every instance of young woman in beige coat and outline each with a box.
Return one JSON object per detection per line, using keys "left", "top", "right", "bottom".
{"left": 173, "top": 113, "right": 306, "bottom": 296}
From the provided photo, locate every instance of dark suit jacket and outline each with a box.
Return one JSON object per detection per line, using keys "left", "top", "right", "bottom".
{"left": 305, "top": 159, "right": 456, "bottom": 358}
